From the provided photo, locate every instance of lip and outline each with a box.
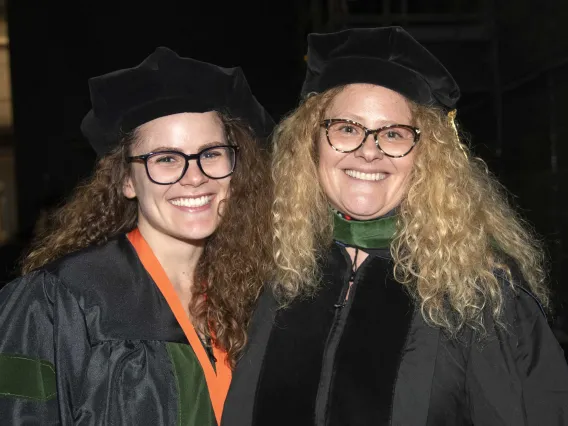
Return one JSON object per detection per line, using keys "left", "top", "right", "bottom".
{"left": 168, "top": 194, "right": 216, "bottom": 212}
{"left": 168, "top": 193, "right": 214, "bottom": 201}
{"left": 343, "top": 169, "right": 389, "bottom": 182}
{"left": 343, "top": 167, "right": 389, "bottom": 174}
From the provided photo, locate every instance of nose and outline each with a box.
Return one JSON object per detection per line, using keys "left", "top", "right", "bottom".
{"left": 178, "top": 160, "right": 208, "bottom": 186}
{"left": 354, "top": 132, "right": 384, "bottom": 162}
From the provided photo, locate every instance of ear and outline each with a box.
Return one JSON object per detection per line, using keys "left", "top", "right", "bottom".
{"left": 122, "top": 176, "right": 137, "bottom": 199}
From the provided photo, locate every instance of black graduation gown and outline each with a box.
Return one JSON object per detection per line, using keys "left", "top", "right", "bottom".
{"left": 0, "top": 235, "right": 217, "bottom": 425}
{"left": 222, "top": 242, "right": 568, "bottom": 426}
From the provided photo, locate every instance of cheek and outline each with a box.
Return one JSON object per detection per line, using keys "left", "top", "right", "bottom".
{"left": 317, "top": 139, "right": 341, "bottom": 179}
{"left": 317, "top": 135, "right": 330, "bottom": 167}
{"left": 131, "top": 173, "right": 167, "bottom": 206}
{"left": 390, "top": 156, "right": 416, "bottom": 197}
{"left": 218, "top": 177, "right": 232, "bottom": 199}
{"left": 398, "top": 154, "right": 416, "bottom": 180}
{"left": 132, "top": 174, "right": 149, "bottom": 199}
{"left": 317, "top": 156, "right": 333, "bottom": 191}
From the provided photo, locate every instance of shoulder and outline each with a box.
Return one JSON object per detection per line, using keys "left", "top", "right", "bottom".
{"left": 464, "top": 261, "right": 568, "bottom": 423}
{"left": 492, "top": 258, "right": 547, "bottom": 323}
{"left": 20, "top": 235, "right": 148, "bottom": 309}
{"left": 2, "top": 236, "right": 137, "bottom": 306}
{"left": 467, "top": 257, "right": 564, "bottom": 368}
{"left": 44, "top": 235, "right": 132, "bottom": 276}
{"left": 0, "top": 269, "right": 60, "bottom": 307}
{"left": 41, "top": 235, "right": 137, "bottom": 282}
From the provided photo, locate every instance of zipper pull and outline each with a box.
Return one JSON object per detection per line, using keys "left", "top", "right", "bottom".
{"left": 334, "top": 281, "right": 352, "bottom": 309}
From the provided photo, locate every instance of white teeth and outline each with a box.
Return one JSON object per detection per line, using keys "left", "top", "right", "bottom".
{"left": 345, "top": 170, "right": 386, "bottom": 181}
{"left": 170, "top": 196, "right": 213, "bottom": 208}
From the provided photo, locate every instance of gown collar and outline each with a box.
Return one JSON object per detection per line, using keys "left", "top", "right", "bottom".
{"left": 332, "top": 208, "right": 397, "bottom": 250}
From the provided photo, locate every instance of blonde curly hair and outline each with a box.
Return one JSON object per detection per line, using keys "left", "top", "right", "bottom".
{"left": 271, "top": 87, "right": 548, "bottom": 336}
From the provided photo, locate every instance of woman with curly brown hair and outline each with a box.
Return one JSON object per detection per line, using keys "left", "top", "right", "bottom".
{"left": 222, "top": 27, "right": 568, "bottom": 426}
{"left": 0, "top": 47, "right": 273, "bottom": 425}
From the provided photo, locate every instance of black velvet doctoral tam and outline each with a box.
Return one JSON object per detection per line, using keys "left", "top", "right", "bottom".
{"left": 301, "top": 26, "right": 460, "bottom": 109}
{"left": 81, "top": 47, "right": 274, "bottom": 156}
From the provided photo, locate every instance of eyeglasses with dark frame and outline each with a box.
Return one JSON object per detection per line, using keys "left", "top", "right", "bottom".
{"left": 321, "top": 118, "right": 421, "bottom": 158}
{"left": 127, "top": 145, "right": 239, "bottom": 185}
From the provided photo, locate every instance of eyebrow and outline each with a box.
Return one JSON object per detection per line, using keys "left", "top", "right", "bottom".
{"left": 147, "top": 141, "right": 227, "bottom": 153}
{"left": 331, "top": 116, "right": 407, "bottom": 128}
{"left": 333, "top": 113, "right": 367, "bottom": 123}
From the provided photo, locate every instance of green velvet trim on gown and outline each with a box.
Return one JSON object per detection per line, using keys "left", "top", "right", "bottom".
{"left": 166, "top": 343, "right": 216, "bottom": 426}
{"left": 0, "top": 354, "right": 56, "bottom": 401}
{"left": 332, "top": 212, "right": 396, "bottom": 249}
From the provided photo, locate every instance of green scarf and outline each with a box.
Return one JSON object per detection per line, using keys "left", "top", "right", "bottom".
{"left": 332, "top": 211, "right": 397, "bottom": 249}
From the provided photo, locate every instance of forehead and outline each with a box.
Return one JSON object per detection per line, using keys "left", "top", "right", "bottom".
{"left": 133, "top": 111, "right": 226, "bottom": 152}
{"left": 327, "top": 84, "right": 412, "bottom": 122}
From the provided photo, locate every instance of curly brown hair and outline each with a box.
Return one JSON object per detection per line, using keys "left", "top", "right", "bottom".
{"left": 22, "top": 112, "right": 273, "bottom": 367}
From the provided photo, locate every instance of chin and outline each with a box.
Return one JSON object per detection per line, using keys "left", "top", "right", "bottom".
{"left": 349, "top": 212, "right": 385, "bottom": 220}
{"left": 160, "top": 218, "right": 215, "bottom": 242}
{"left": 341, "top": 202, "right": 387, "bottom": 220}
{"left": 178, "top": 226, "right": 218, "bottom": 242}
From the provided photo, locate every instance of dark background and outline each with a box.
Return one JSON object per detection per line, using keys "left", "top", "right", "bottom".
{"left": 2, "top": 0, "right": 567, "bottom": 352}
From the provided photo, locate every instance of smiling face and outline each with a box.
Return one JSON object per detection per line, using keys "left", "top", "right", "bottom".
{"left": 123, "top": 111, "right": 231, "bottom": 244}
{"left": 318, "top": 84, "right": 416, "bottom": 220}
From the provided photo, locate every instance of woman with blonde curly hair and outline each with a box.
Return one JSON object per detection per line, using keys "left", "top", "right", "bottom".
{"left": 0, "top": 47, "right": 273, "bottom": 425}
{"left": 223, "top": 27, "right": 568, "bottom": 425}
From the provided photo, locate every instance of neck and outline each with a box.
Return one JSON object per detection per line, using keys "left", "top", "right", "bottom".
{"left": 137, "top": 221, "right": 205, "bottom": 299}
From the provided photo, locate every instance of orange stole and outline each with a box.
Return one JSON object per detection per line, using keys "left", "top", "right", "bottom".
{"left": 127, "top": 229, "right": 232, "bottom": 425}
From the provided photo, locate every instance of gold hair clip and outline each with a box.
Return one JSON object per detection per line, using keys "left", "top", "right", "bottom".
{"left": 448, "top": 109, "right": 468, "bottom": 160}
{"left": 448, "top": 109, "right": 457, "bottom": 131}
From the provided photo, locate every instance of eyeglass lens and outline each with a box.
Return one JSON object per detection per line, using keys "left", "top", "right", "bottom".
{"left": 327, "top": 121, "right": 416, "bottom": 156}
{"left": 146, "top": 146, "right": 236, "bottom": 183}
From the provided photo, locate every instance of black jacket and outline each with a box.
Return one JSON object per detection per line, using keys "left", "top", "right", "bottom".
{"left": 223, "top": 242, "right": 568, "bottom": 426}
